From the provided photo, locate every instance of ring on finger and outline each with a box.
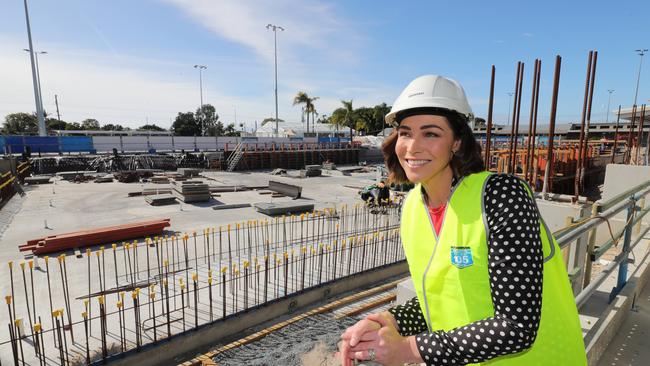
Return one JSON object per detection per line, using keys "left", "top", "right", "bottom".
{"left": 368, "top": 348, "right": 376, "bottom": 361}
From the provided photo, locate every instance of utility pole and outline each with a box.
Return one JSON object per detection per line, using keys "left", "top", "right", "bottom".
{"left": 634, "top": 49, "right": 648, "bottom": 107}
{"left": 55, "top": 94, "right": 61, "bottom": 121}
{"left": 267, "top": 24, "right": 284, "bottom": 137}
{"left": 23, "top": 0, "right": 46, "bottom": 136}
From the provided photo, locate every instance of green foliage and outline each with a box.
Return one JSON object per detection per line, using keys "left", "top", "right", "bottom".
{"left": 101, "top": 124, "right": 125, "bottom": 131}
{"left": 2, "top": 113, "right": 38, "bottom": 134}
{"left": 81, "top": 118, "right": 100, "bottom": 130}
{"left": 323, "top": 101, "right": 391, "bottom": 136}
{"left": 45, "top": 118, "right": 67, "bottom": 131}
{"left": 172, "top": 112, "right": 201, "bottom": 136}
{"left": 65, "top": 122, "right": 82, "bottom": 130}
{"left": 293, "top": 91, "right": 318, "bottom": 132}
{"left": 138, "top": 124, "right": 165, "bottom": 132}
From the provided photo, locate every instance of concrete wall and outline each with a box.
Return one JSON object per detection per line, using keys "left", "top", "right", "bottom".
{"left": 108, "top": 262, "right": 409, "bottom": 366}
{"left": 601, "top": 164, "right": 650, "bottom": 225}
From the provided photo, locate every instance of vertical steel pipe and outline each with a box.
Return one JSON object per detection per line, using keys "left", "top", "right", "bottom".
{"left": 542, "top": 55, "right": 562, "bottom": 198}
{"left": 529, "top": 59, "right": 542, "bottom": 186}
{"left": 575, "top": 51, "right": 593, "bottom": 200}
{"left": 512, "top": 62, "right": 525, "bottom": 174}
{"left": 485, "top": 65, "right": 495, "bottom": 168}
{"left": 525, "top": 59, "right": 540, "bottom": 182}
{"left": 626, "top": 104, "right": 637, "bottom": 164}
{"left": 611, "top": 105, "right": 622, "bottom": 164}
{"left": 634, "top": 104, "right": 646, "bottom": 164}
{"left": 581, "top": 51, "right": 598, "bottom": 193}
{"left": 508, "top": 62, "right": 522, "bottom": 173}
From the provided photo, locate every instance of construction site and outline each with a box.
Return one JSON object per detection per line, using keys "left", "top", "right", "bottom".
{"left": 2, "top": 1, "right": 650, "bottom": 365}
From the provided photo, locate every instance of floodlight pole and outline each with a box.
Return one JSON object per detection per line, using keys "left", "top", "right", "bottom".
{"left": 23, "top": 0, "right": 46, "bottom": 136}
{"left": 267, "top": 24, "right": 284, "bottom": 137}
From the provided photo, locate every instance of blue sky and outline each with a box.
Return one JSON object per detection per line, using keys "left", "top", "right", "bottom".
{"left": 1, "top": 0, "right": 648, "bottom": 130}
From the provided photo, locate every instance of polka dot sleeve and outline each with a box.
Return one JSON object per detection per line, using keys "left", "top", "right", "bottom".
{"left": 388, "top": 296, "right": 428, "bottom": 336}
{"left": 405, "top": 174, "right": 544, "bottom": 365}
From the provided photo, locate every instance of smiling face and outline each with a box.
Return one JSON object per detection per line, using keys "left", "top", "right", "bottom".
{"left": 395, "top": 114, "right": 460, "bottom": 185}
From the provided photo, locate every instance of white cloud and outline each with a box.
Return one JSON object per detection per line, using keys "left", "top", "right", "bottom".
{"left": 0, "top": 36, "right": 268, "bottom": 129}
{"left": 0, "top": 1, "right": 398, "bottom": 131}
{"left": 159, "top": 0, "right": 357, "bottom": 65}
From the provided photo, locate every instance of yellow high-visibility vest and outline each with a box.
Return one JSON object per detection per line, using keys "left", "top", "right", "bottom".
{"left": 400, "top": 171, "right": 586, "bottom": 365}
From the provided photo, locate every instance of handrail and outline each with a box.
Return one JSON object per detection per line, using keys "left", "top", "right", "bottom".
{"left": 591, "top": 206, "right": 650, "bottom": 260}
{"left": 575, "top": 224, "right": 650, "bottom": 308}
{"left": 555, "top": 183, "right": 650, "bottom": 246}
{"left": 599, "top": 180, "right": 650, "bottom": 212}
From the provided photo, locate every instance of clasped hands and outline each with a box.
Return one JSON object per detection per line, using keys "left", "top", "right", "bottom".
{"left": 336, "top": 311, "right": 421, "bottom": 366}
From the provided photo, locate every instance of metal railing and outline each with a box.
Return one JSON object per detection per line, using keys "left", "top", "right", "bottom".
{"left": 553, "top": 180, "right": 650, "bottom": 308}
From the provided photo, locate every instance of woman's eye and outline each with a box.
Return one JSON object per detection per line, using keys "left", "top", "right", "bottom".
{"left": 425, "top": 132, "right": 439, "bottom": 138}
{"left": 398, "top": 132, "right": 410, "bottom": 138}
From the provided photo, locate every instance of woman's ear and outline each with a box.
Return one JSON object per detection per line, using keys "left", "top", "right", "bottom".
{"left": 452, "top": 139, "right": 461, "bottom": 153}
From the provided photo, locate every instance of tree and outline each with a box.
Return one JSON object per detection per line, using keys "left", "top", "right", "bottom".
{"left": 206, "top": 121, "right": 225, "bottom": 137}
{"left": 171, "top": 112, "right": 201, "bottom": 136}
{"left": 293, "top": 92, "right": 318, "bottom": 133}
{"left": 341, "top": 99, "right": 354, "bottom": 139}
{"left": 46, "top": 118, "right": 68, "bottom": 131}
{"left": 81, "top": 118, "right": 100, "bottom": 130}
{"left": 138, "top": 124, "right": 165, "bottom": 132}
{"left": 196, "top": 104, "right": 219, "bottom": 136}
{"left": 101, "top": 124, "right": 125, "bottom": 131}
{"left": 224, "top": 123, "right": 239, "bottom": 136}
{"left": 65, "top": 122, "right": 82, "bottom": 130}
{"left": 293, "top": 91, "right": 310, "bottom": 132}
{"left": 2, "top": 113, "right": 38, "bottom": 134}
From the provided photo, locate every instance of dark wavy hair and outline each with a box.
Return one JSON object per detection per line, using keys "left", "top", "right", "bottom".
{"left": 381, "top": 107, "right": 484, "bottom": 184}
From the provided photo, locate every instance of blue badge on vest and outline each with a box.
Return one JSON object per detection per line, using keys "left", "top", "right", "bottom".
{"left": 451, "top": 246, "right": 473, "bottom": 269}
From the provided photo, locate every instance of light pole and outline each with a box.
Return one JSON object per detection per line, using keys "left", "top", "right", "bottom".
{"left": 24, "top": 49, "right": 47, "bottom": 118}
{"left": 266, "top": 23, "right": 284, "bottom": 137}
{"left": 634, "top": 49, "right": 648, "bottom": 107}
{"left": 193, "top": 64, "right": 207, "bottom": 135}
{"left": 23, "top": 0, "right": 46, "bottom": 136}
{"left": 506, "top": 92, "right": 514, "bottom": 126}
{"left": 606, "top": 89, "right": 614, "bottom": 124}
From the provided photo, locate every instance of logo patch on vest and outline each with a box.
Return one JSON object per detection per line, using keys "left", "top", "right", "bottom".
{"left": 451, "top": 246, "right": 473, "bottom": 268}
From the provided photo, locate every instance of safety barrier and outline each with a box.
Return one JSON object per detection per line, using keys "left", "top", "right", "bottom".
{"left": 553, "top": 180, "right": 650, "bottom": 307}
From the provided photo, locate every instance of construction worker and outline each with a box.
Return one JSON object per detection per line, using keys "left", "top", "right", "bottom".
{"left": 337, "top": 75, "right": 586, "bottom": 365}
{"left": 359, "top": 180, "right": 390, "bottom": 206}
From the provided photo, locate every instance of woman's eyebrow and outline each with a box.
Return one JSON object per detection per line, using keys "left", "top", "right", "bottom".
{"left": 420, "top": 124, "right": 444, "bottom": 131}
{"left": 397, "top": 125, "right": 411, "bottom": 130}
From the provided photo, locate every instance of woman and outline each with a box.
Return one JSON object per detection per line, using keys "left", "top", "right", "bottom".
{"left": 337, "top": 75, "right": 586, "bottom": 365}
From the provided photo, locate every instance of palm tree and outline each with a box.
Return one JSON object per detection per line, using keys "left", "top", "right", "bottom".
{"left": 306, "top": 96, "right": 319, "bottom": 133}
{"left": 342, "top": 99, "right": 354, "bottom": 140}
{"left": 293, "top": 91, "right": 310, "bottom": 132}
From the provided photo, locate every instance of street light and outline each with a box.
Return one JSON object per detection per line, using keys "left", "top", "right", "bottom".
{"left": 506, "top": 92, "right": 514, "bottom": 126}
{"left": 22, "top": 0, "right": 46, "bottom": 135}
{"left": 606, "top": 89, "right": 614, "bottom": 124}
{"left": 633, "top": 49, "right": 648, "bottom": 107}
{"left": 193, "top": 64, "right": 207, "bottom": 135}
{"left": 266, "top": 23, "right": 284, "bottom": 137}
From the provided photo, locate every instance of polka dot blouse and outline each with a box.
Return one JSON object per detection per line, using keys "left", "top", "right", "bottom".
{"left": 389, "top": 174, "right": 544, "bottom": 365}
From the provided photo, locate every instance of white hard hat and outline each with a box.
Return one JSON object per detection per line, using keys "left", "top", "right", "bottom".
{"left": 385, "top": 75, "right": 474, "bottom": 126}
